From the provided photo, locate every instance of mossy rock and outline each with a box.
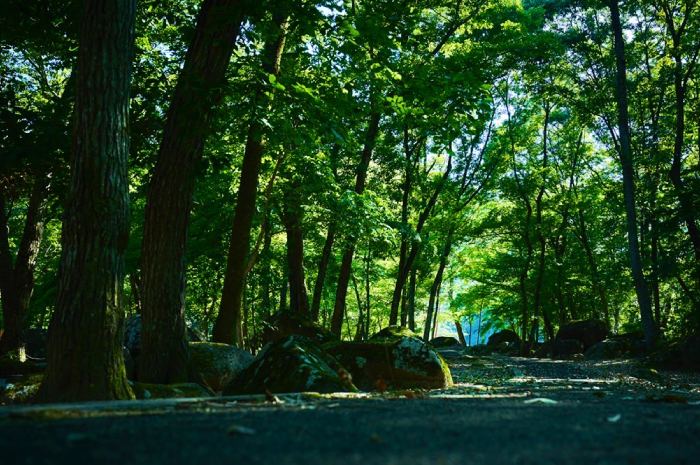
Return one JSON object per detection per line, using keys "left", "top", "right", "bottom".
{"left": 130, "top": 381, "right": 213, "bottom": 400}
{"left": 224, "top": 335, "right": 357, "bottom": 395}
{"left": 0, "top": 374, "right": 43, "bottom": 405}
{"left": 324, "top": 336, "right": 453, "bottom": 391}
{"left": 188, "top": 342, "right": 253, "bottom": 392}
{"left": 370, "top": 326, "right": 421, "bottom": 341}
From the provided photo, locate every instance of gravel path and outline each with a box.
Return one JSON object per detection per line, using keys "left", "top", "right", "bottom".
{"left": 2, "top": 355, "right": 699, "bottom": 465}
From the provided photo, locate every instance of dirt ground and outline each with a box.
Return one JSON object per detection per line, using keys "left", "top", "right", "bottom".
{"left": 1, "top": 355, "right": 699, "bottom": 465}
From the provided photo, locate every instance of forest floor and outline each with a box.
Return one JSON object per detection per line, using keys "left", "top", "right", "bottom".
{"left": 1, "top": 354, "right": 700, "bottom": 465}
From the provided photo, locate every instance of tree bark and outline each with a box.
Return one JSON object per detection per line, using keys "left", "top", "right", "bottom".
{"left": 330, "top": 111, "right": 381, "bottom": 336}
{"left": 609, "top": 0, "right": 656, "bottom": 348}
{"left": 140, "top": 0, "right": 247, "bottom": 382}
{"left": 37, "top": 0, "right": 136, "bottom": 402}
{"left": 213, "top": 10, "right": 289, "bottom": 345}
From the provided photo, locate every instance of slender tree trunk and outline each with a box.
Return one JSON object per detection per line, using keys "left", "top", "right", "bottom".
{"left": 282, "top": 187, "right": 310, "bottom": 317}
{"left": 310, "top": 225, "right": 335, "bottom": 322}
{"left": 37, "top": 0, "right": 136, "bottom": 402}
{"left": 423, "top": 229, "right": 453, "bottom": 340}
{"left": 407, "top": 265, "right": 417, "bottom": 331}
{"left": 578, "top": 209, "right": 610, "bottom": 323}
{"left": 0, "top": 178, "right": 47, "bottom": 355}
{"left": 213, "top": 10, "right": 289, "bottom": 345}
{"left": 666, "top": 21, "right": 700, "bottom": 271}
{"left": 533, "top": 104, "right": 552, "bottom": 341}
{"left": 140, "top": 0, "right": 247, "bottom": 381}
{"left": 330, "top": 111, "right": 381, "bottom": 336}
{"left": 477, "top": 308, "right": 482, "bottom": 345}
{"left": 432, "top": 284, "right": 441, "bottom": 339}
{"left": 390, "top": 156, "right": 452, "bottom": 325}
{"left": 455, "top": 319, "right": 466, "bottom": 347}
{"left": 609, "top": 0, "right": 656, "bottom": 348}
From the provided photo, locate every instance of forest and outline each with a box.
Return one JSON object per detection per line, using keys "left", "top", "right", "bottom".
{"left": 1, "top": 1, "right": 700, "bottom": 459}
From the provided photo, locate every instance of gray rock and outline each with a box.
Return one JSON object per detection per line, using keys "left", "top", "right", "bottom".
{"left": 188, "top": 342, "right": 253, "bottom": 392}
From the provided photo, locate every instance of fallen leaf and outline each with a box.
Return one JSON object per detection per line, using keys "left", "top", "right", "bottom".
{"left": 524, "top": 397, "right": 558, "bottom": 404}
{"left": 227, "top": 425, "right": 256, "bottom": 436}
{"left": 607, "top": 414, "right": 621, "bottom": 423}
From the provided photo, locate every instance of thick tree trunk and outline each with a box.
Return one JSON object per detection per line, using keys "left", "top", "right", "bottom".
{"left": 330, "top": 111, "right": 381, "bottom": 336}
{"left": 213, "top": 11, "right": 289, "bottom": 345}
{"left": 609, "top": 0, "right": 656, "bottom": 348}
{"left": 0, "top": 178, "right": 47, "bottom": 355}
{"left": 140, "top": 0, "right": 247, "bottom": 382}
{"left": 37, "top": 0, "right": 136, "bottom": 402}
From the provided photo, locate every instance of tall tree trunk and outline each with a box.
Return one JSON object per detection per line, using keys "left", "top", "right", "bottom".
{"left": 37, "top": 0, "right": 136, "bottom": 402}
{"left": 407, "top": 265, "right": 417, "bottom": 331}
{"left": 310, "top": 225, "right": 335, "bottom": 322}
{"left": 609, "top": 0, "right": 656, "bottom": 348}
{"left": 423, "top": 228, "right": 453, "bottom": 340}
{"left": 140, "top": 0, "right": 247, "bottom": 381}
{"left": 0, "top": 178, "right": 47, "bottom": 355}
{"left": 666, "top": 14, "right": 700, "bottom": 272}
{"left": 390, "top": 154, "right": 452, "bottom": 325}
{"left": 577, "top": 209, "right": 610, "bottom": 323}
{"left": 532, "top": 104, "right": 552, "bottom": 341}
{"left": 330, "top": 111, "right": 381, "bottom": 336}
{"left": 213, "top": 12, "right": 290, "bottom": 345}
{"left": 282, "top": 187, "right": 310, "bottom": 317}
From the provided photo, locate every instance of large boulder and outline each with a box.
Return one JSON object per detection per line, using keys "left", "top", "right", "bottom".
{"left": 124, "top": 314, "right": 202, "bottom": 358}
{"left": 652, "top": 334, "right": 700, "bottom": 370}
{"left": 324, "top": 336, "right": 453, "bottom": 391}
{"left": 487, "top": 330, "right": 520, "bottom": 347}
{"left": 584, "top": 332, "right": 645, "bottom": 360}
{"left": 551, "top": 338, "right": 584, "bottom": 359}
{"left": 224, "top": 335, "right": 356, "bottom": 395}
{"left": 130, "top": 381, "right": 213, "bottom": 400}
{"left": 259, "top": 312, "right": 336, "bottom": 346}
{"left": 555, "top": 319, "right": 608, "bottom": 351}
{"left": 188, "top": 342, "right": 253, "bottom": 392}
{"left": 429, "top": 336, "right": 462, "bottom": 348}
